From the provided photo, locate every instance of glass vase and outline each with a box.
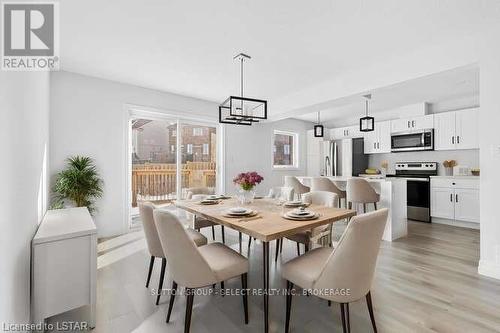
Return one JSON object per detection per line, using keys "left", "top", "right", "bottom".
{"left": 237, "top": 188, "right": 256, "bottom": 205}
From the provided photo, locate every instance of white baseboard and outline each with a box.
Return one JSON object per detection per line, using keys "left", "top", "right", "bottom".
{"left": 478, "top": 260, "right": 500, "bottom": 280}
{"left": 431, "top": 217, "right": 480, "bottom": 230}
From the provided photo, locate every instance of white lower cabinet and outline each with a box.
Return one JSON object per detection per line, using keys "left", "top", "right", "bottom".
{"left": 430, "top": 177, "right": 480, "bottom": 226}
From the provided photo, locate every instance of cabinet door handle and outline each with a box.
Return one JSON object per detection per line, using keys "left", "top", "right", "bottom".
{"left": 452, "top": 136, "right": 455, "bottom": 144}
{"left": 457, "top": 136, "right": 460, "bottom": 144}
{"left": 450, "top": 194, "right": 453, "bottom": 202}
{"left": 408, "top": 121, "right": 411, "bottom": 128}
{"left": 412, "top": 120, "right": 415, "bottom": 127}
{"left": 377, "top": 142, "right": 380, "bottom": 149}
{"left": 374, "top": 142, "right": 376, "bottom": 149}
{"left": 455, "top": 194, "right": 458, "bottom": 202}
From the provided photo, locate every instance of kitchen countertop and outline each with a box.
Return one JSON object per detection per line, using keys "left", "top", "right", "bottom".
{"left": 429, "top": 175, "right": 480, "bottom": 179}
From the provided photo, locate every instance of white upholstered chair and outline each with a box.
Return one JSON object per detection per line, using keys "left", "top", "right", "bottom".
{"left": 187, "top": 187, "right": 226, "bottom": 243}
{"left": 284, "top": 176, "right": 310, "bottom": 200}
{"left": 267, "top": 186, "right": 295, "bottom": 201}
{"left": 283, "top": 191, "right": 338, "bottom": 260}
{"left": 139, "top": 202, "right": 207, "bottom": 305}
{"left": 311, "top": 177, "right": 347, "bottom": 208}
{"left": 346, "top": 178, "right": 380, "bottom": 213}
{"left": 282, "top": 208, "right": 389, "bottom": 333}
{"left": 153, "top": 210, "right": 249, "bottom": 332}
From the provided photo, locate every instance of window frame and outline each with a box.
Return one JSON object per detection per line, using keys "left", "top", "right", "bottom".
{"left": 272, "top": 130, "right": 299, "bottom": 169}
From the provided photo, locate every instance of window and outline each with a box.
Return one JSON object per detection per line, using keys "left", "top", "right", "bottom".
{"left": 203, "top": 143, "right": 209, "bottom": 155}
{"left": 273, "top": 130, "right": 298, "bottom": 168}
{"left": 193, "top": 127, "right": 203, "bottom": 136}
{"left": 186, "top": 143, "right": 193, "bottom": 154}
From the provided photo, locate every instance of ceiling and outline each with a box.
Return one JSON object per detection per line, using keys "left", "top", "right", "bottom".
{"left": 294, "top": 64, "right": 480, "bottom": 127}
{"left": 60, "top": 0, "right": 497, "bottom": 116}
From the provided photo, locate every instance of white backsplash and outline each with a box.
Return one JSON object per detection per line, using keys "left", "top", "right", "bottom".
{"left": 369, "top": 149, "right": 479, "bottom": 176}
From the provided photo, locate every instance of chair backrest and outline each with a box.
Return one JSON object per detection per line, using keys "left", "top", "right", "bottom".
{"left": 302, "top": 191, "right": 338, "bottom": 208}
{"left": 267, "top": 186, "right": 294, "bottom": 201}
{"left": 185, "top": 187, "right": 215, "bottom": 199}
{"left": 153, "top": 210, "right": 216, "bottom": 288}
{"left": 138, "top": 202, "right": 164, "bottom": 258}
{"left": 284, "top": 176, "right": 310, "bottom": 195}
{"left": 313, "top": 208, "right": 389, "bottom": 302}
{"left": 346, "top": 178, "right": 378, "bottom": 203}
{"left": 311, "top": 177, "right": 344, "bottom": 197}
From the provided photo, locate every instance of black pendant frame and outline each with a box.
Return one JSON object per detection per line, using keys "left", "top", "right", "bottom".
{"left": 314, "top": 124, "right": 324, "bottom": 137}
{"left": 360, "top": 116, "right": 375, "bottom": 132}
{"left": 219, "top": 96, "right": 267, "bottom": 126}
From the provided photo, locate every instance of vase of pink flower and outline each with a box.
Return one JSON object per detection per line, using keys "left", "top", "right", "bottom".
{"left": 233, "top": 171, "right": 264, "bottom": 204}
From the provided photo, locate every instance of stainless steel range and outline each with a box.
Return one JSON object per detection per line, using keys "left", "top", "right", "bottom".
{"left": 388, "top": 162, "right": 438, "bottom": 222}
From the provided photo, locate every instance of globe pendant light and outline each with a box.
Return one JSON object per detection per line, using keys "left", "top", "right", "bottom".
{"left": 314, "top": 111, "right": 324, "bottom": 137}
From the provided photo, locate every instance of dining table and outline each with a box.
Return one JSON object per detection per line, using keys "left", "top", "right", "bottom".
{"left": 174, "top": 197, "right": 356, "bottom": 333}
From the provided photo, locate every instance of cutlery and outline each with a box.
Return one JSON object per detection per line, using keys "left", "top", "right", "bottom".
{"left": 238, "top": 215, "right": 262, "bottom": 223}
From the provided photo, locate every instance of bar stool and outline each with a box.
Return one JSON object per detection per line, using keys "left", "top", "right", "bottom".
{"left": 346, "top": 178, "right": 380, "bottom": 213}
{"left": 284, "top": 176, "right": 310, "bottom": 201}
{"left": 311, "top": 177, "right": 347, "bottom": 208}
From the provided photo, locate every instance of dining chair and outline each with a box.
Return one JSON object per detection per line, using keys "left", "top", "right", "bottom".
{"left": 188, "top": 188, "right": 226, "bottom": 243}
{"left": 153, "top": 210, "right": 249, "bottom": 333}
{"left": 284, "top": 191, "right": 338, "bottom": 259}
{"left": 311, "top": 177, "right": 346, "bottom": 208}
{"left": 139, "top": 202, "right": 207, "bottom": 305}
{"left": 267, "top": 186, "right": 295, "bottom": 201}
{"left": 282, "top": 208, "right": 389, "bottom": 333}
{"left": 346, "top": 178, "right": 380, "bottom": 213}
{"left": 284, "top": 176, "right": 310, "bottom": 201}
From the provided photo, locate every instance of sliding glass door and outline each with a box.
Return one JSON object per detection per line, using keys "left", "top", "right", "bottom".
{"left": 129, "top": 115, "right": 219, "bottom": 225}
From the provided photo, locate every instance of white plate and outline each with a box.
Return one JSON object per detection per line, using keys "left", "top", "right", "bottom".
{"left": 229, "top": 207, "right": 250, "bottom": 214}
{"left": 288, "top": 210, "right": 314, "bottom": 217}
{"left": 282, "top": 212, "right": 319, "bottom": 221}
{"left": 284, "top": 201, "right": 303, "bottom": 207}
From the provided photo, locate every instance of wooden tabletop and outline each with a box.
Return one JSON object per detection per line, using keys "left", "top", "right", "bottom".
{"left": 174, "top": 198, "right": 356, "bottom": 242}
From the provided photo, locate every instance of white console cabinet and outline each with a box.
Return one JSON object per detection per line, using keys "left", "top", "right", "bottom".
{"left": 31, "top": 207, "right": 97, "bottom": 329}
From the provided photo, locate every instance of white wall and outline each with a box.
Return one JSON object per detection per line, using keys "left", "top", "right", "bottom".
{"left": 224, "top": 118, "right": 312, "bottom": 196}
{"left": 50, "top": 71, "right": 219, "bottom": 237}
{"left": 0, "top": 72, "right": 50, "bottom": 326}
{"left": 478, "top": 27, "right": 500, "bottom": 279}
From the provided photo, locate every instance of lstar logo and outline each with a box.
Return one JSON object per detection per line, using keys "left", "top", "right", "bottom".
{"left": 2, "top": 2, "right": 59, "bottom": 71}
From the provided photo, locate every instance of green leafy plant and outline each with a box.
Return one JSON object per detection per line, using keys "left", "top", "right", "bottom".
{"left": 52, "top": 156, "right": 104, "bottom": 214}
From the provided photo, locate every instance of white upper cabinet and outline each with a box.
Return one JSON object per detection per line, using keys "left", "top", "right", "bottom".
{"left": 363, "top": 121, "right": 391, "bottom": 154}
{"left": 455, "top": 109, "right": 479, "bottom": 150}
{"left": 435, "top": 108, "right": 479, "bottom": 150}
{"left": 391, "top": 114, "right": 434, "bottom": 133}
{"left": 330, "top": 125, "right": 363, "bottom": 140}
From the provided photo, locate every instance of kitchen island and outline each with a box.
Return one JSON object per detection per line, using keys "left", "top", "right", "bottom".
{"left": 297, "top": 176, "right": 407, "bottom": 241}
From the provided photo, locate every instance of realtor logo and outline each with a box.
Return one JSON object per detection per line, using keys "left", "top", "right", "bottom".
{"left": 2, "top": 2, "right": 59, "bottom": 70}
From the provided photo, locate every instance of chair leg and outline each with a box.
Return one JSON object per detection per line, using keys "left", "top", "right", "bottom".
{"left": 374, "top": 202, "right": 378, "bottom": 210}
{"left": 221, "top": 226, "right": 226, "bottom": 244}
{"left": 166, "top": 281, "right": 177, "bottom": 323}
{"left": 280, "top": 238, "right": 283, "bottom": 253}
{"left": 363, "top": 203, "right": 367, "bottom": 213}
{"left": 248, "top": 235, "right": 252, "bottom": 250}
{"left": 146, "top": 256, "right": 155, "bottom": 288}
{"left": 241, "top": 273, "right": 249, "bottom": 324}
{"left": 275, "top": 238, "right": 280, "bottom": 262}
{"left": 211, "top": 225, "right": 215, "bottom": 240}
{"left": 220, "top": 281, "right": 224, "bottom": 297}
{"left": 184, "top": 289, "right": 195, "bottom": 333}
{"left": 346, "top": 303, "right": 350, "bottom": 333}
{"left": 304, "top": 243, "right": 309, "bottom": 252}
{"left": 285, "top": 281, "right": 294, "bottom": 333}
{"left": 156, "top": 258, "right": 166, "bottom": 305}
{"left": 296, "top": 242, "right": 300, "bottom": 256}
{"left": 340, "top": 303, "right": 347, "bottom": 333}
{"left": 239, "top": 232, "right": 243, "bottom": 252}
{"left": 366, "top": 291, "right": 377, "bottom": 333}
{"left": 348, "top": 202, "right": 352, "bottom": 210}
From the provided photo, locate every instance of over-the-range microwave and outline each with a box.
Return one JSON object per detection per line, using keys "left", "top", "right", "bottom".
{"left": 391, "top": 129, "right": 434, "bottom": 152}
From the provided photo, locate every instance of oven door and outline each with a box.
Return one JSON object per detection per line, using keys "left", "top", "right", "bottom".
{"left": 406, "top": 178, "right": 431, "bottom": 222}
{"left": 391, "top": 131, "right": 433, "bottom": 152}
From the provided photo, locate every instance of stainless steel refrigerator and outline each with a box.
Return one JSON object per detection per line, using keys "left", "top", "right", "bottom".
{"left": 322, "top": 138, "right": 368, "bottom": 177}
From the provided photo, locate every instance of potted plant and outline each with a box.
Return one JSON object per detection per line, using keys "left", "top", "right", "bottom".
{"left": 233, "top": 171, "right": 264, "bottom": 205}
{"left": 51, "top": 156, "right": 104, "bottom": 215}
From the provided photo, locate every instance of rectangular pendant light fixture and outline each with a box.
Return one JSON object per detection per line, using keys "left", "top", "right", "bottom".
{"left": 360, "top": 94, "right": 375, "bottom": 132}
{"left": 219, "top": 53, "right": 267, "bottom": 126}
{"left": 314, "top": 124, "right": 324, "bottom": 137}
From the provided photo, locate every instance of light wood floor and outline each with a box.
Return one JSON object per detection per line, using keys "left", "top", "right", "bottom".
{"left": 48, "top": 221, "right": 500, "bottom": 332}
